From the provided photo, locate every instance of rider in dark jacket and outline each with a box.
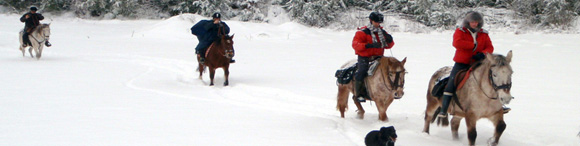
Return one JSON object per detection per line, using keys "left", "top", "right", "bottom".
{"left": 20, "top": 7, "right": 51, "bottom": 47}
{"left": 191, "top": 12, "right": 233, "bottom": 63}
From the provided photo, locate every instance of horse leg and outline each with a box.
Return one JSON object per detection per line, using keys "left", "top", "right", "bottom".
{"left": 489, "top": 114, "right": 506, "bottom": 146}
{"left": 423, "top": 96, "right": 440, "bottom": 133}
{"left": 209, "top": 67, "right": 216, "bottom": 86}
{"left": 376, "top": 98, "right": 393, "bottom": 122}
{"left": 28, "top": 45, "right": 34, "bottom": 58}
{"left": 465, "top": 116, "right": 478, "bottom": 146}
{"left": 223, "top": 66, "right": 229, "bottom": 86}
{"left": 451, "top": 116, "right": 463, "bottom": 140}
{"left": 19, "top": 45, "right": 26, "bottom": 57}
{"left": 336, "top": 84, "right": 350, "bottom": 118}
{"left": 36, "top": 45, "right": 43, "bottom": 59}
{"left": 352, "top": 96, "right": 365, "bottom": 119}
{"left": 197, "top": 63, "right": 204, "bottom": 79}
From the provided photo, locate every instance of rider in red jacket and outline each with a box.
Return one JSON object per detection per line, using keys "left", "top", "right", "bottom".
{"left": 351, "top": 12, "right": 394, "bottom": 102}
{"left": 438, "top": 11, "right": 509, "bottom": 118}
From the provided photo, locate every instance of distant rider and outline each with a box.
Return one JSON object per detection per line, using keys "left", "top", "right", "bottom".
{"left": 20, "top": 6, "right": 51, "bottom": 47}
{"left": 191, "top": 12, "right": 234, "bottom": 64}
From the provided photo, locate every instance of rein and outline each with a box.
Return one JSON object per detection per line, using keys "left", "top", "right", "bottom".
{"left": 30, "top": 26, "right": 49, "bottom": 44}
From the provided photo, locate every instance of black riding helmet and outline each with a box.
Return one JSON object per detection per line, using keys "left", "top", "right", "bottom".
{"left": 212, "top": 12, "right": 221, "bottom": 19}
{"left": 30, "top": 7, "right": 38, "bottom": 11}
{"left": 369, "top": 12, "right": 384, "bottom": 23}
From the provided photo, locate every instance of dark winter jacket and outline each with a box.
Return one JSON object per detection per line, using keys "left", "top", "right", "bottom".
{"left": 452, "top": 27, "right": 494, "bottom": 64}
{"left": 20, "top": 12, "right": 44, "bottom": 32}
{"left": 352, "top": 26, "right": 394, "bottom": 57}
{"left": 191, "top": 20, "right": 230, "bottom": 53}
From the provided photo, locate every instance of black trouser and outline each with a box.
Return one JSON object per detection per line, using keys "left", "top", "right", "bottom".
{"left": 22, "top": 31, "right": 31, "bottom": 45}
{"left": 444, "top": 63, "right": 470, "bottom": 94}
{"left": 355, "top": 56, "right": 370, "bottom": 81}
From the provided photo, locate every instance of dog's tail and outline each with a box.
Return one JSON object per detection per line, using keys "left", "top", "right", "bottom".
{"left": 431, "top": 107, "right": 449, "bottom": 127}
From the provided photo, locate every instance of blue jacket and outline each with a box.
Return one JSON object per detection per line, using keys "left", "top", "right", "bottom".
{"left": 191, "top": 20, "right": 230, "bottom": 53}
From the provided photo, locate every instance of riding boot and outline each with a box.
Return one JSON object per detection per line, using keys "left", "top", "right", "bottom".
{"left": 45, "top": 41, "right": 52, "bottom": 47}
{"left": 197, "top": 54, "right": 205, "bottom": 64}
{"left": 230, "top": 58, "right": 235, "bottom": 63}
{"left": 354, "top": 80, "right": 366, "bottom": 102}
{"left": 22, "top": 33, "right": 30, "bottom": 47}
{"left": 438, "top": 92, "right": 453, "bottom": 118}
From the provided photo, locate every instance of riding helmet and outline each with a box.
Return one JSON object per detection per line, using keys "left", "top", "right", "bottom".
{"left": 30, "top": 7, "right": 38, "bottom": 11}
{"left": 369, "top": 12, "right": 384, "bottom": 23}
{"left": 212, "top": 12, "right": 221, "bottom": 19}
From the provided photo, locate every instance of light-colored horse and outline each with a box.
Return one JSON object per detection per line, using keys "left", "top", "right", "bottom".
{"left": 19, "top": 23, "right": 51, "bottom": 59}
{"left": 336, "top": 56, "right": 407, "bottom": 121}
{"left": 423, "top": 51, "right": 514, "bottom": 146}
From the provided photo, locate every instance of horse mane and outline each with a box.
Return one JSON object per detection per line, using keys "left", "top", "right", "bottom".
{"left": 379, "top": 57, "right": 404, "bottom": 71}
{"left": 33, "top": 24, "right": 49, "bottom": 33}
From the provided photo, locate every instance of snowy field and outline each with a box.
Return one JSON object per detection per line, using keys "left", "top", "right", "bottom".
{"left": 1, "top": 13, "right": 580, "bottom": 146}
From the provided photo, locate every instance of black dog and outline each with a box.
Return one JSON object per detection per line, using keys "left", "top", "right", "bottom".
{"left": 365, "top": 126, "right": 397, "bottom": 146}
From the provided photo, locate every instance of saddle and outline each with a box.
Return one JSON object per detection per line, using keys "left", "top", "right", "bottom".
{"left": 334, "top": 58, "right": 381, "bottom": 84}
{"left": 431, "top": 62, "right": 483, "bottom": 97}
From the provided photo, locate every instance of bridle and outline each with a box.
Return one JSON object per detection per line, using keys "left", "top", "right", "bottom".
{"left": 379, "top": 65, "right": 406, "bottom": 91}
{"left": 472, "top": 64, "right": 512, "bottom": 100}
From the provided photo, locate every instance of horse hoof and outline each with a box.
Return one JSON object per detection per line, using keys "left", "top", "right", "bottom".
{"left": 209, "top": 83, "right": 214, "bottom": 86}
{"left": 224, "top": 81, "right": 229, "bottom": 86}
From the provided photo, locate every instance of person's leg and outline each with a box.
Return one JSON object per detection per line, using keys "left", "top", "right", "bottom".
{"left": 439, "top": 63, "right": 470, "bottom": 117}
{"left": 354, "top": 56, "right": 370, "bottom": 102}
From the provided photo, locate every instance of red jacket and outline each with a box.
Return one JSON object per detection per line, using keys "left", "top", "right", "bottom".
{"left": 452, "top": 27, "right": 494, "bottom": 64}
{"left": 352, "top": 26, "right": 394, "bottom": 57}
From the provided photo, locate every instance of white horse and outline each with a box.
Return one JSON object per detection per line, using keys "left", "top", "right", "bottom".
{"left": 19, "top": 23, "right": 51, "bottom": 59}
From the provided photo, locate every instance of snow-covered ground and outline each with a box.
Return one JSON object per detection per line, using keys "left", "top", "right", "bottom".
{"left": 1, "top": 13, "right": 579, "bottom": 146}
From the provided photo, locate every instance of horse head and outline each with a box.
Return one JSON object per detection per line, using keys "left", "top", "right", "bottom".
{"left": 219, "top": 34, "right": 235, "bottom": 59}
{"left": 483, "top": 50, "right": 514, "bottom": 105}
{"left": 379, "top": 57, "right": 407, "bottom": 99}
{"left": 37, "top": 23, "right": 51, "bottom": 40}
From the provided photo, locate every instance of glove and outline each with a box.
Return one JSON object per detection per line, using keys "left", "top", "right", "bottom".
{"left": 472, "top": 43, "right": 478, "bottom": 52}
{"left": 365, "top": 42, "right": 382, "bottom": 48}
{"left": 472, "top": 52, "right": 485, "bottom": 61}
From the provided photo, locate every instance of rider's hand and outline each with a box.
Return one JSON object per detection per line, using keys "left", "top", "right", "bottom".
{"left": 365, "top": 42, "right": 382, "bottom": 48}
{"left": 25, "top": 14, "right": 30, "bottom": 19}
{"left": 472, "top": 52, "right": 485, "bottom": 61}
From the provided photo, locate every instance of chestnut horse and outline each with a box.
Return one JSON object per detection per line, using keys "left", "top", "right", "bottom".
{"left": 336, "top": 56, "right": 407, "bottom": 121}
{"left": 423, "top": 51, "right": 514, "bottom": 146}
{"left": 197, "top": 26, "right": 235, "bottom": 86}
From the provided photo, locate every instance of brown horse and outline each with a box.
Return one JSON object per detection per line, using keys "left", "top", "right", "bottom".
{"left": 197, "top": 28, "right": 235, "bottom": 86}
{"left": 423, "top": 51, "right": 514, "bottom": 146}
{"left": 336, "top": 56, "right": 407, "bottom": 121}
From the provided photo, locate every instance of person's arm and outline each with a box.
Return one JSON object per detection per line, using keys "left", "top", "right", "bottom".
{"left": 20, "top": 13, "right": 28, "bottom": 22}
{"left": 383, "top": 32, "right": 394, "bottom": 49}
{"left": 352, "top": 31, "right": 368, "bottom": 53}
{"left": 480, "top": 34, "right": 494, "bottom": 54}
{"left": 222, "top": 22, "right": 230, "bottom": 34}
{"left": 37, "top": 13, "right": 44, "bottom": 20}
{"left": 452, "top": 28, "right": 476, "bottom": 51}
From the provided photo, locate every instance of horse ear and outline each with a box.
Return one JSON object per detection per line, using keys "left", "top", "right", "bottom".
{"left": 485, "top": 53, "right": 495, "bottom": 63}
{"left": 506, "top": 50, "right": 512, "bottom": 63}
{"left": 401, "top": 57, "right": 407, "bottom": 66}
{"left": 231, "top": 34, "right": 235, "bottom": 39}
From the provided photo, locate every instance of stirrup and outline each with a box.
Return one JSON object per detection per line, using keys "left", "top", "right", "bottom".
{"left": 356, "top": 96, "right": 366, "bottom": 103}
{"left": 437, "top": 112, "right": 448, "bottom": 118}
